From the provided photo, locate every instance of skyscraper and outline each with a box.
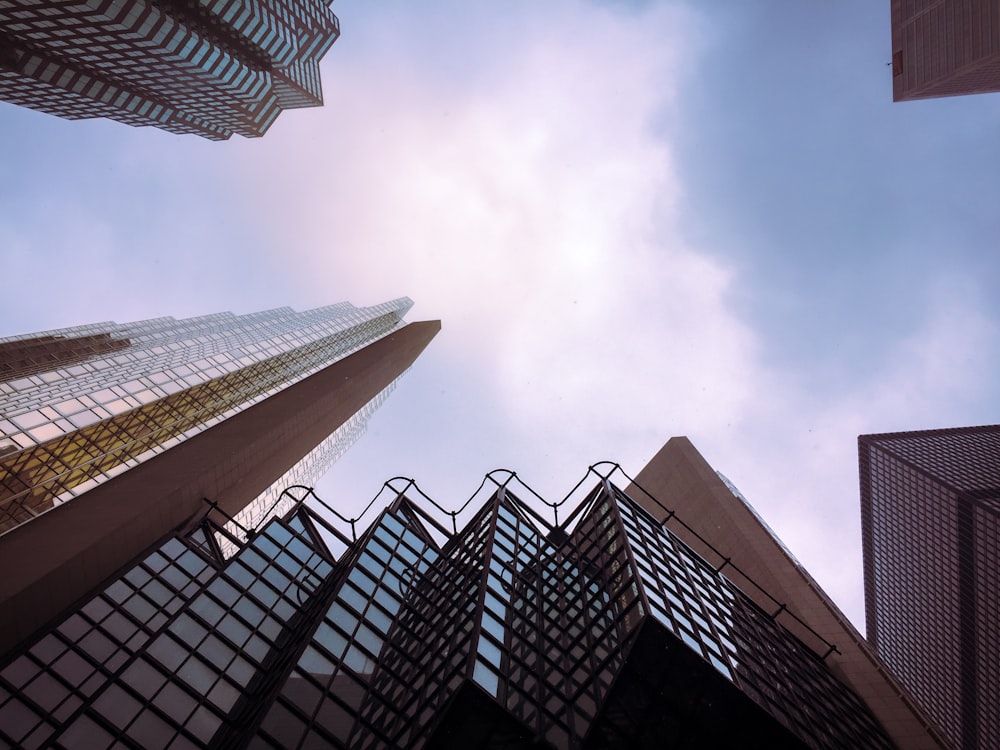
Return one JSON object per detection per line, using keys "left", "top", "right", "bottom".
{"left": 860, "top": 424, "right": 1000, "bottom": 750}
{"left": 889, "top": 0, "right": 1000, "bottom": 101}
{"left": 0, "top": 438, "right": 953, "bottom": 748}
{"left": 0, "top": 0, "right": 341, "bottom": 139}
{"left": 0, "top": 464, "right": 900, "bottom": 749}
{"left": 627, "top": 436, "right": 951, "bottom": 749}
{"left": 0, "top": 299, "right": 440, "bottom": 658}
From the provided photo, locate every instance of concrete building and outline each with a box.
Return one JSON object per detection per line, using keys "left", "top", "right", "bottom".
{"left": 0, "top": 438, "right": 951, "bottom": 748}
{"left": 860, "top": 424, "right": 1000, "bottom": 749}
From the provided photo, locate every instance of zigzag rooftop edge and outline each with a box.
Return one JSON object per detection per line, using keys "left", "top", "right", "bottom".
{"left": 0, "top": 466, "right": 897, "bottom": 749}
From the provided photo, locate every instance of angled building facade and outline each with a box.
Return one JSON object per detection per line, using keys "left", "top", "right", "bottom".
{"left": 0, "top": 301, "right": 440, "bottom": 658}
{"left": 627, "top": 437, "right": 951, "bottom": 749}
{"left": 0, "top": 471, "right": 898, "bottom": 749}
{"left": 860, "top": 424, "right": 1000, "bottom": 750}
{"left": 0, "top": 0, "right": 341, "bottom": 139}
{"left": 890, "top": 0, "right": 1000, "bottom": 101}
{"left": 0, "top": 299, "right": 413, "bottom": 535}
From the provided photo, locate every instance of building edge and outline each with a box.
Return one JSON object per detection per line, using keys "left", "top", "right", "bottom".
{"left": 624, "top": 435, "right": 953, "bottom": 750}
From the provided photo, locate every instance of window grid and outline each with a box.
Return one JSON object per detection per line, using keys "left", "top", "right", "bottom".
{"left": 1, "top": 479, "right": 897, "bottom": 749}
{"left": 1, "top": 300, "right": 411, "bottom": 534}
{"left": 0, "top": 0, "right": 341, "bottom": 138}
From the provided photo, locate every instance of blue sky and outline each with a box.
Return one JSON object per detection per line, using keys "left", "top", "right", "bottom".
{"left": 2, "top": 0, "right": 999, "bottom": 629}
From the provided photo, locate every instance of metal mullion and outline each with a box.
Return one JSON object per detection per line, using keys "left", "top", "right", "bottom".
{"left": 466, "top": 495, "right": 502, "bottom": 686}
{"left": 393, "top": 496, "right": 450, "bottom": 546}
{"left": 216, "top": 550, "right": 346, "bottom": 748}
{"left": 599, "top": 484, "right": 653, "bottom": 623}
{"left": 349, "top": 544, "right": 451, "bottom": 742}
{"left": 299, "top": 505, "right": 354, "bottom": 555}
{"left": 557, "top": 482, "right": 606, "bottom": 534}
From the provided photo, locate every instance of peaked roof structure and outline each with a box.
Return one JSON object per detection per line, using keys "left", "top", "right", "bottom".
{"left": 1, "top": 463, "right": 902, "bottom": 748}
{"left": 860, "top": 424, "right": 1000, "bottom": 749}
{"left": 0, "top": 0, "right": 342, "bottom": 138}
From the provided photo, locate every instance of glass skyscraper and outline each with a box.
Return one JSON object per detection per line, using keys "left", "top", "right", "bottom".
{"left": 0, "top": 299, "right": 440, "bottom": 662}
{"left": 860, "top": 424, "right": 1000, "bottom": 750}
{"left": 0, "top": 467, "right": 899, "bottom": 749}
{"left": 1, "top": 299, "right": 411, "bottom": 536}
{"left": 0, "top": 0, "right": 341, "bottom": 139}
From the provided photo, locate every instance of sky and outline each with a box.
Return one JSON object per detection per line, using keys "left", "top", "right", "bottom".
{"left": 2, "top": 0, "right": 999, "bottom": 630}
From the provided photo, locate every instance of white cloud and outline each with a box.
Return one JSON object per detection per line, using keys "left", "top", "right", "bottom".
{"left": 223, "top": 0, "right": 1000, "bottom": 631}
{"left": 229, "top": 0, "right": 757, "bottom": 477}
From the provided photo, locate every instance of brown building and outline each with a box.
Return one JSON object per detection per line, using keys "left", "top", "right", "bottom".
{"left": 628, "top": 437, "right": 952, "bottom": 749}
{"left": 860, "top": 424, "right": 1000, "bottom": 749}
{"left": 890, "top": 0, "right": 1000, "bottom": 100}
{"left": 0, "top": 0, "right": 341, "bottom": 139}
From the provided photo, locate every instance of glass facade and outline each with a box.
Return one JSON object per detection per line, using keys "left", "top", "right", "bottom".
{"left": 0, "top": 474, "right": 896, "bottom": 749}
{"left": 0, "top": 0, "right": 341, "bottom": 139}
{"left": 861, "top": 424, "right": 1000, "bottom": 750}
{"left": 0, "top": 299, "right": 413, "bottom": 539}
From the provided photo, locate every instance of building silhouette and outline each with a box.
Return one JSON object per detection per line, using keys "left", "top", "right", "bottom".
{"left": 0, "top": 0, "right": 341, "bottom": 139}
{"left": 860, "top": 424, "right": 1000, "bottom": 749}
{"left": 890, "top": 0, "right": 1000, "bottom": 101}
{"left": 0, "top": 300, "right": 440, "bottom": 659}
{"left": 0, "top": 440, "right": 951, "bottom": 748}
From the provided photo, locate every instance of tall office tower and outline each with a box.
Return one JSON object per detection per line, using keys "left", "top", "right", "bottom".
{"left": 0, "top": 300, "right": 440, "bottom": 661}
{"left": 627, "top": 437, "right": 951, "bottom": 749}
{"left": 860, "top": 424, "right": 1000, "bottom": 750}
{"left": 0, "top": 445, "right": 948, "bottom": 749}
{"left": 0, "top": 0, "right": 341, "bottom": 139}
{"left": 889, "top": 0, "right": 1000, "bottom": 101}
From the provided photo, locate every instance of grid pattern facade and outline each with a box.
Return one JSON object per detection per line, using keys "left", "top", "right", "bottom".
{"left": 0, "top": 299, "right": 412, "bottom": 537}
{"left": 860, "top": 424, "right": 1000, "bottom": 750}
{"left": 0, "top": 476, "right": 896, "bottom": 749}
{"left": 0, "top": 0, "right": 341, "bottom": 139}
{"left": 349, "top": 493, "right": 633, "bottom": 750}
{"left": 890, "top": 0, "right": 1000, "bottom": 100}
{"left": 0, "top": 506, "right": 336, "bottom": 748}
{"left": 257, "top": 504, "right": 440, "bottom": 749}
